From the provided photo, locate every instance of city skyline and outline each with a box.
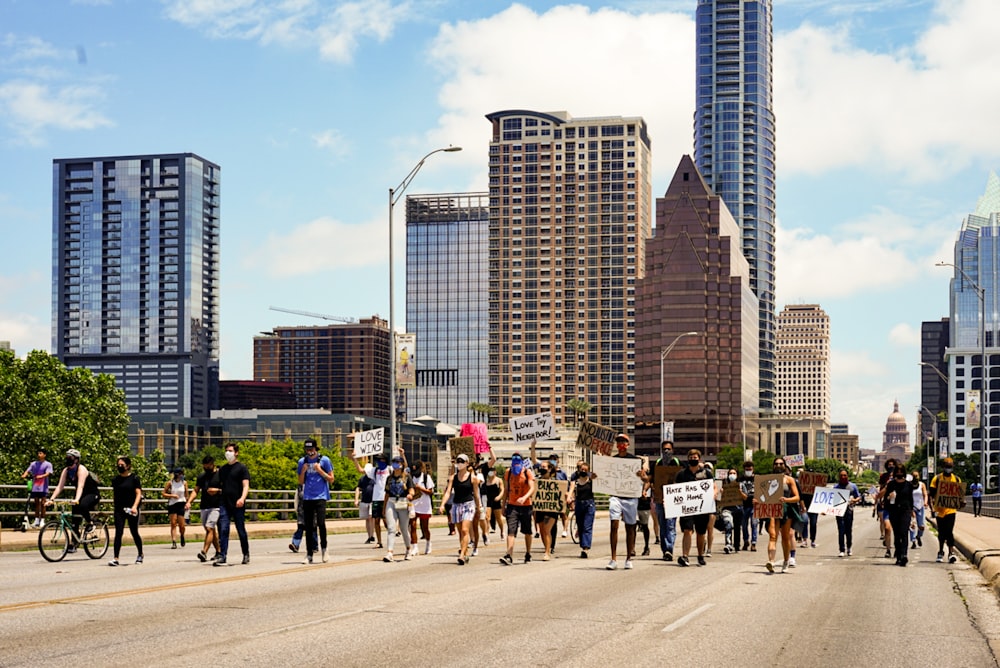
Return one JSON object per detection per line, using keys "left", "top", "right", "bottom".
{"left": 2, "top": 0, "right": 998, "bottom": 451}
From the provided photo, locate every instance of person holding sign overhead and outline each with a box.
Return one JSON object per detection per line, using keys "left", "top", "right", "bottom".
{"left": 929, "top": 457, "right": 963, "bottom": 564}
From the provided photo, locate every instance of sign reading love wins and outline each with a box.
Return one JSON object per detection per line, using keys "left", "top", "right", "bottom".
{"left": 352, "top": 428, "right": 384, "bottom": 459}
{"left": 754, "top": 473, "right": 785, "bottom": 519}
{"left": 661, "top": 480, "right": 717, "bottom": 518}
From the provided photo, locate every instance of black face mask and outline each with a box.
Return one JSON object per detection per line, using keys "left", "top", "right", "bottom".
{"left": 117, "top": 465, "right": 126, "bottom": 473}
{"left": 65, "top": 456, "right": 76, "bottom": 467}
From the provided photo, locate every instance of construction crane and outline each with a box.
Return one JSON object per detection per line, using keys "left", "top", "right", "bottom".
{"left": 269, "top": 306, "right": 356, "bottom": 324}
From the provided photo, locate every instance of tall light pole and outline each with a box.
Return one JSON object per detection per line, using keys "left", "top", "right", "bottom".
{"left": 937, "top": 260, "right": 988, "bottom": 489}
{"left": 660, "top": 331, "right": 699, "bottom": 442}
{"left": 388, "top": 146, "right": 462, "bottom": 455}
{"left": 918, "top": 362, "right": 949, "bottom": 457}
{"left": 918, "top": 404, "right": 941, "bottom": 458}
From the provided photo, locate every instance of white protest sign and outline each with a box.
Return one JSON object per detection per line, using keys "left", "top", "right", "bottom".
{"left": 509, "top": 411, "right": 556, "bottom": 444}
{"left": 785, "top": 453, "right": 805, "bottom": 468}
{"left": 352, "top": 427, "right": 384, "bottom": 459}
{"left": 661, "top": 480, "right": 717, "bottom": 518}
{"left": 807, "top": 486, "right": 851, "bottom": 516}
{"left": 591, "top": 455, "right": 644, "bottom": 498}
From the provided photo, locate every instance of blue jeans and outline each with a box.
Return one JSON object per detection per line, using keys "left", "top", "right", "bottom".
{"left": 909, "top": 507, "right": 925, "bottom": 542}
{"left": 654, "top": 501, "right": 676, "bottom": 555}
{"left": 741, "top": 504, "right": 757, "bottom": 545}
{"left": 575, "top": 499, "right": 595, "bottom": 550}
{"left": 291, "top": 522, "right": 318, "bottom": 550}
{"left": 836, "top": 508, "right": 854, "bottom": 552}
{"left": 219, "top": 504, "right": 249, "bottom": 560}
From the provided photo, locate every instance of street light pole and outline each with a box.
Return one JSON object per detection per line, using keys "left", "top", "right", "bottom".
{"left": 918, "top": 404, "right": 940, "bottom": 459}
{"left": 388, "top": 146, "right": 462, "bottom": 456}
{"left": 918, "top": 362, "right": 950, "bottom": 457}
{"left": 937, "top": 260, "right": 988, "bottom": 489}
{"left": 659, "top": 331, "right": 699, "bottom": 442}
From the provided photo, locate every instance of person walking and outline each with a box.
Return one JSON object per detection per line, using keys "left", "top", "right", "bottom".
{"left": 929, "top": 457, "right": 962, "bottom": 564}
{"left": 720, "top": 468, "right": 744, "bottom": 554}
{"left": 674, "top": 448, "right": 713, "bottom": 567}
{"left": 355, "top": 453, "right": 390, "bottom": 549}
{"left": 970, "top": 479, "right": 984, "bottom": 517}
{"left": 298, "top": 438, "right": 334, "bottom": 564}
{"left": 740, "top": 461, "right": 757, "bottom": 552}
{"left": 21, "top": 449, "right": 52, "bottom": 528}
{"left": 499, "top": 452, "right": 536, "bottom": 565}
{"left": 163, "top": 468, "right": 189, "bottom": 549}
{"left": 439, "top": 453, "right": 480, "bottom": 565}
{"left": 534, "top": 463, "right": 560, "bottom": 561}
{"left": 878, "top": 465, "right": 915, "bottom": 566}
{"left": 46, "top": 448, "right": 100, "bottom": 553}
{"left": 383, "top": 455, "right": 414, "bottom": 563}
{"left": 764, "top": 457, "right": 800, "bottom": 574}
{"left": 567, "top": 461, "right": 595, "bottom": 558}
{"left": 215, "top": 443, "right": 250, "bottom": 566}
{"left": 833, "top": 469, "right": 860, "bottom": 557}
{"left": 601, "top": 433, "right": 647, "bottom": 571}
{"left": 910, "top": 471, "right": 928, "bottom": 549}
{"left": 189, "top": 454, "right": 222, "bottom": 562}
{"left": 652, "top": 440, "right": 681, "bottom": 561}
{"left": 108, "top": 456, "right": 143, "bottom": 566}
{"left": 483, "top": 467, "right": 505, "bottom": 540}
{"left": 878, "top": 459, "right": 898, "bottom": 558}
{"left": 409, "top": 460, "right": 435, "bottom": 556}
{"left": 354, "top": 472, "right": 376, "bottom": 545}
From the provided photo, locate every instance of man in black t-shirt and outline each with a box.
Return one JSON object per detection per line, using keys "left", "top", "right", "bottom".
{"left": 215, "top": 443, "right": 250, "bottom": 566}
{"left": 188, "top": 454, "right": 222, "bottom": 562}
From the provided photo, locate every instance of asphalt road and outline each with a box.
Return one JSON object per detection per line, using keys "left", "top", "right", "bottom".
{"left": 1, "top": 514, "right": 998, "bottom": 667}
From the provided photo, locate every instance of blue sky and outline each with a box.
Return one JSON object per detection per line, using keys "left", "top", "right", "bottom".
{"left": 2, "top": 0, "right": 998, "bottom": 452}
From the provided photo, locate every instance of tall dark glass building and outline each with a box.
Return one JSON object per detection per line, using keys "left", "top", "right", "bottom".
{"left": 52, "top": 153, "right": 220, "bottom": 418}
{"left": 694, "top": 0, "right": 776, "bottom": 410}
{"left": 405, "top": 193, "right": 490, "bottom": 426}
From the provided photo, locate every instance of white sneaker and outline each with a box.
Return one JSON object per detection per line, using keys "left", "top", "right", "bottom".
{"left": 561, "top": 530, "right": 568, "bottom": 538}
{"left": 404, "top": 551, "right": 411, "bottom": 561}
{"left": 847, "top": 548, "right": 852, "bottom": 556}
{"left": 624, "top": 559, "right": 633, "bottom": 570}
{"left": 781, "top": 560, "right": 789, "bottom": 573}
{"left": 838, "top": 551, "right": 845, "bottom": 558}
{"left": 788, "top": 557, "right": 797, "bottom": 567}
{"left": 321, "top": 549, "right": 328, "bottom": 563}
{"left": 424, "top": 540, "right": 432, "bottom": 555}
{"left": 471, "top": 548, "right": 479, "bottom": 557}
{"left": 606, "top": 559, "right": 618, "bottom": 570}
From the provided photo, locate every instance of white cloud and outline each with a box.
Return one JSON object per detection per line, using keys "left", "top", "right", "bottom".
{"left": 889, "top": 322, "right": 921, "bottom": 347}
{"left": 1, "top": 35, "right": 62, "bottom": 62}
{"left": 242, "top": 214, "right": 387, "bottom": 277}
{"left": 0, "top": 79, "right": 113, "bottom": 143}
{"left": 312, "top": 128, "right": 349, "bottom": 156}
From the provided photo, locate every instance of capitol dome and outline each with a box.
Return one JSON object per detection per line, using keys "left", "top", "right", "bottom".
{"left": 882, "top": 400, "right": 910, "bottom": 449}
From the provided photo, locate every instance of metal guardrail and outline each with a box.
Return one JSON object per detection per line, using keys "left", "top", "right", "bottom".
{"left": 960, "top": 494, "right": 1000, "bottom": 519}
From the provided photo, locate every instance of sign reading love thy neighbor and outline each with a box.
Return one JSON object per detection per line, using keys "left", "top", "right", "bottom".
{"left": 934, "top": 479, "right": 967, "bottom": 511}
{"left": 533, "top": 478, "right": 568, "bottom": 513}
{"left": 661, "top": 480, "right": 717, "bottom": 518}
{"left": 798, "top": 471, "right": 828, "bottom": 496}
{"left": 807, "top": 486, "right": 851, "bottom": 516}
{"left": 785, "top": 453, "right": 805, "bottom": 468}
{"left": 754, "top": 473, "right": 785, "bottom": 519}
{"left": 591, "top": 455, "right": 644, "bottom": 497}
{"left": 576, "top": 421, "right": 618, "bottom": 456}
{"left": 352, "top": 428, "right": 384, "bottom": 459}
{"left": 509, "top": 411, "right": 556, "bottom": 444}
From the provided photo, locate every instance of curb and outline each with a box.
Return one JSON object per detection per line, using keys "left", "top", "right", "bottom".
{"left": 930, "top": 517, "right": 1000, "bottom": 597}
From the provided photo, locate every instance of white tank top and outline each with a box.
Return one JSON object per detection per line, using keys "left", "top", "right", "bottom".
{"left": 169, "top": 479, "right": 186, "bottom": 505}
{"left": 912, "top": 484, "right": 924, "bottom": 510}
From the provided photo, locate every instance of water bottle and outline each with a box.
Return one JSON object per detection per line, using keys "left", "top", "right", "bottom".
{"left": 123, "top": 507, "right": 134, "bottom": 516}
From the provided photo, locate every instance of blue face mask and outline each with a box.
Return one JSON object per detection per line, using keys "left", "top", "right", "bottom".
{"left": 391, "top": 462, "right": 401, "bottom": 470}
{"left": 511, "top": 458, "right": 523, "bottom": 475}
{"left": 376, "top": 460, "right": 388, "bottom": 471}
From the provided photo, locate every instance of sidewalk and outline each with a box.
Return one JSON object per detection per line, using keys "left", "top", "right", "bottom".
{"left": 931, "top": 510, "right": 1000, "bottom": 595}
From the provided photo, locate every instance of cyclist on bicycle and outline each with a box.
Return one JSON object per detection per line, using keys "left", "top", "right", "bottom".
{"left": 47, "top": 448, "right": 101, "bottom": 553}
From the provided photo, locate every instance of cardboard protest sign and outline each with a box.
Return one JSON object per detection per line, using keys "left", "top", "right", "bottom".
{"left": 798, "top": 471, "right": 828, "bottom": 496}
{"left": 934, "top": 479, "right": 967, "bottom": 511}
{"left": 661, "top": 479, "right": 717, "bottom": 518}
{"left": 652, "top": 465, "right": 682, "bottom": 503}
{"left": 576, "top": 421, "right": 618, "bottom": 456}
{"left": 352, "top": 427, "right": 384, "bottom": 459}
{"left": 461, "top": 423, "right": 490, "bottom": 454}
{"left": 808, "top": 486, "right": 851, "bottom": 516}
{"left": 785, "top": 453, "right": 805, "bottom": 468}
{"left": 754, "top": 473, "right": 784, "bottom": 518}
{"left": 720, "top": 482, "right": 744, "bottom": 507}
{"left": 715, "top": 467, "right": 729, "bottom": 481}
{"left": 509, "top": 412, "right": 556, "bottom": 444}
{"left": 449, "top": 437, "right": 475, "bottom": 462}
{"left": 591, "top": 455, "right": 644, "bottom": 498}
{"left": 533, "top": 478, "right": 568, "bottom": 513}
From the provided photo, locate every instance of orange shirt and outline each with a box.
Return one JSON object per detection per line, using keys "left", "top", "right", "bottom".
{"left": 506, "top": 469, "right": 535, "bottom": 506}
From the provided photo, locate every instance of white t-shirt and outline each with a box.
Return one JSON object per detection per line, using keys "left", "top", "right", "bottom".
{"left": 364, "top": 464, "right": 390, "bottom": 502}
{"left": 411, "top": 472, "right": 435, "bottom": 515}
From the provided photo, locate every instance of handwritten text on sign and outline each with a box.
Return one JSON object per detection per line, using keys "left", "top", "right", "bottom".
{"left": 798, "top": 471, "right": 828, "bottom": 496}
{"left": 754, "top": 473, "right": 784, "bottom": 519}
{"left": 935, "top": 479, "right": 967, "bottom": 510}
{"left": 533, "top": 478, "right": 568, "bottom": 513}
{"left": 576, "top": 421, "right": 618, "bottom": 456}
{"left": 352, "top": 428, "right": 384, "bottom": 459}
{"left": 785, "top": 453, "right": 805, "bottom": 468}
{"left": 591, "top": 455, "right": 643, "bottom": 498}
{"left": 807, "top": 486, "right": 851, "bottom": 516}
{"left": 661, "top": 480, "right": 717, "bottom": 518}
{"left": 510, "top": 411, "right": 556, "bottom": 444}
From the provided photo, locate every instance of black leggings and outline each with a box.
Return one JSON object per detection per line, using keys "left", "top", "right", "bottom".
{"left": 937, "top": 512, "right": 956, "bottom": 553}
{"left": 71, "top": 494, "right": 101, "bottom": 540}
{"left": 113, "top": 509, "right": 143, "bottom": 558}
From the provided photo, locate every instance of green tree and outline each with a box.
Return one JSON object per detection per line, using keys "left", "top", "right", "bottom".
{"left": 565, "top": 398, "right": 592, "bottom": 426}
{"left": 715, "top": 445, "right": 746, "bottom": 472}
{"left": 856, "top": 469, "right": 880, "bottom": 485}
{"left": 0, "top": 350, "right": 129, "bottom": 484}
{"left": 803, "top": 458, "right": 849, "bottom": 482}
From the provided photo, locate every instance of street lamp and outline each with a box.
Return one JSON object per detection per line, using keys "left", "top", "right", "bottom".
{"left": 659, "top": 331, "right": 699, "bottom": 442}
{"left": 388, "top": 146, "right": 462, "bottom": 455}
{"left": 918, "top": 404, "right": 942, "bottom": 458}
{"left": 918, "top": 362, "right": 949, "bottom": 457}
{"left": 937, "top": 260, "right": 987, "bottom": 490}
{"left": 918, "top": 361, "right": 950, "bottom": 385}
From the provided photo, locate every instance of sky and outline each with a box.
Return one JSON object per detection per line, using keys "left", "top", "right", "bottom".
{"left": 2, "top": 0, "right": 999, "bottom": 453}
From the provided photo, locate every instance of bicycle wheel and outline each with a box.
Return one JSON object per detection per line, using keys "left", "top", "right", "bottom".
{"left": 84, "top": 521, "right": 110, "bottom": 559}
{"left": 38, "top": 521, "right": 69, "bottom": 562}
{"left": 570, "top": 512, "right": 579, "bottom": 544}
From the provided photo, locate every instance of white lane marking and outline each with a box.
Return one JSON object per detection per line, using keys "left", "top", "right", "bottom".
{"left": 661, "top": 603, "right": 714, "bottom": 633}
{"left": 254, "top": 605, "right": 385, "bottom": 637}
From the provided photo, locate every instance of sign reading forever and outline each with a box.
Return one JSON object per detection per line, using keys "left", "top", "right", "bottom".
{"left": 591, "top": 455, "right": 643, "bottom": 498}
{"left": 661, "top": 480, "right": 717, "bottom": 518}
{"left": 576, "top": 421, "right": 618, "bottom": 456}
{"left": 807, "top": 486, "right": 851, "bottom": 516}
{"left": 510, "top": 411, "right": 556, "bottom": 444}
{"left": 754, "top": 473, "right": 784, "bottom": 519}
{"left": 934, "top": 479, "right": 967, "bottom": 511}
{"left": 533, "top": 478, "right": 568, "bottom": 513}
{"left": 352, "top": 428, "right": 384, "bottom": 459}
{"left": 798, "top": 471, "right": 828, "bottom": 496}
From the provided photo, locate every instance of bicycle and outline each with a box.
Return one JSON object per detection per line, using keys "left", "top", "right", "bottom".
{"left": 38, "top": 502, "right": 110, "bottom": 562}
{"left": 567, "top": 509, "right": 580, "bottom": 544}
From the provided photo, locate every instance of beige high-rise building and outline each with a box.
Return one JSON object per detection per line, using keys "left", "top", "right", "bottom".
{"left": 775, "top": 304, "right": 830, "bottom": 422}
{"left": 486, "top": 110, "right": 652, "bottom": 429}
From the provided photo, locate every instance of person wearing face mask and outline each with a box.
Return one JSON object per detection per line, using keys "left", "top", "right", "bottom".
{"left": 439, "top": 454, "right": 480, "bottom": 565}
{"left": 499, "top": 452, "right": 536, "bottom": 565}
{"left": 763, "top": 457, "right": 800, "bottom": 574}
{"left": 189, "top": 454, "right": 222, "bottom": 563}
{"left": 47, "top": 448, "right": 101, "bottom": 553}
{"left": 164, "top": 467, "right": 189, "bottom": 549}
{"left": 297, "top": 438, "right": 334, "bottom": 564}
{"left": 652, "top": 440, "right": 681, "bottom": 562}
{"left": 382, "top": 455, "right": 414, "bottom": 563}
{"left": 674, "top": 449, "right": 713, "bottom": 567}
{"left": 354, "top": 451, "right": 391, "bottom": 549}
{"left": 877, "top": 458, "right": 898, "bottom": 558}
{"left": 929, "top": 457, "right": 962, "bottom": 563}
{"left": 409, "top": 460, "right": 435, "bottom": 556}
{"left": 833, "top": 469, "right": 860, "bottom": 557}
{"left": 567, "top": 462, "right": 595, "bottom": 558}
{"left": 603, "top": 433, "right": 648, "bottom": 571}
{"left": 877, "top": 464, "right": 915, "bottom": 566}
{"left": 740, "top": 462, "right": 757, "bottom": 551}
{"left": 109, "top": 456, "right": 143, "bottom": 566}
{"left": 483, "top": 466, "right": 505, "bottom": 541}
{"left": 719, "top": 468, "right": 745, "bottom": 554}
{"left": 909, "top": 471, "right": 928, "bottom": 550}
{"left": 215, "top": 443, "right": 251, "bottom": 566}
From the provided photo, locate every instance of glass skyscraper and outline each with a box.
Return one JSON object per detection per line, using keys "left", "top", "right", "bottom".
{"left": 405, "top": 193, "right": 490, "bottom": 426}
{"left": 694, "top": 0, "right": 776, "bottom": 410}
{"left": 52, "top": 153, "right": 220, "bottom": 418}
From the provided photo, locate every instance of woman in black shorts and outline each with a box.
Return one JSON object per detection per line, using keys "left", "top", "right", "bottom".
{"left": 484, "top": 468, "right": 505, "bottom": 539}
{"left": 535, "top": 464, "right": 560, "bottom": 561}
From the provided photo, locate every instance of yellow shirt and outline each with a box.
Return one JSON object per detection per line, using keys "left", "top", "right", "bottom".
{"left": 930, "top": 473, "right": 962, "bottom": 518}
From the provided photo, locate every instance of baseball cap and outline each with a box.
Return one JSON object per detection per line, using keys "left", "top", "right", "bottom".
{"left": 615, "top": 433, "right": 629, "bottom": 442}
{"left": 304, "top": 438, "right": 318, "bottom": 450}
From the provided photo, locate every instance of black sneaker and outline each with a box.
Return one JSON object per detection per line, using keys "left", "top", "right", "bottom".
{"left": 641, "top": 547, "right": 650, "bottom": 556}
{"left": 662, "top": 552, "right": 673, "bottom": 562}
{"left": 917, "top": 536, "right": 922, "bottom": 547}
{"left": 580, "top": 550, "right": 588, "bottom": 559}
{"left": 499, "top": 554, "right": 513, "bottom": 565}
{"left": 524, "top": 552, "right": 532, "bottom": 563}
{"left": 288, "top": 543, "right": 299, "bottom": 553}
{"left": 677, "top": 556, "right": 689, "bottom": 567}
{"left": 197, "top": 551, "right": 207, "bottom": 562}
{"left": 241, "top": 554, "right": 250, "bottom": 565}
{"left": 884, "top": 549, "right": 892, "bottom": 558}
{"left": 697, "top": 555, "right": 706, "bottom": 566}
{"left": 213, "top": 557, "right": 227, "bottom": 567}
{"left": 180, "top": 535, "right": 185, "bottom": 547}
{"left": 365, "top": 536, "right": 375, "bottom": 544}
